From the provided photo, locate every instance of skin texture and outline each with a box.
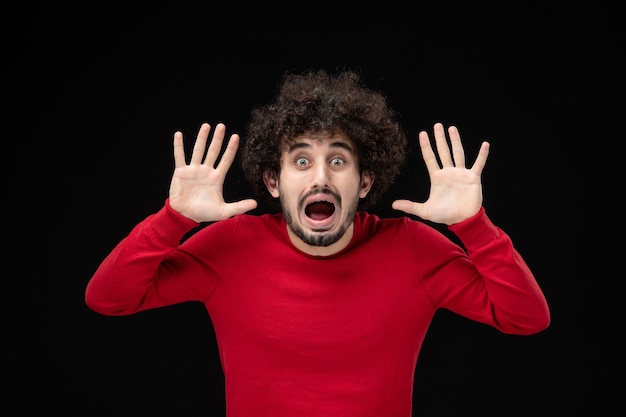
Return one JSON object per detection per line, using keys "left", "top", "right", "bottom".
{"left": 392, "top": 123, "right": 489, "bottom": 225}
{"left": 169, "top": 122, "right": 258, "bottom": 222}
{"left": 262, "top": 133, "right": 373, "bottom": 256}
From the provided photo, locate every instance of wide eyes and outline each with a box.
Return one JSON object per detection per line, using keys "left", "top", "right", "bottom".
{"left": 294, "top": 157, "right": 345, "bottom": 168}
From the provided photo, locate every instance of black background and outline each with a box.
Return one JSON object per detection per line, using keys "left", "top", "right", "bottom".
{"left": 5, "top": 2, "right": 623, "bottom": 416}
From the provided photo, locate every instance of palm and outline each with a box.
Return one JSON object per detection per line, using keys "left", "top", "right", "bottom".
{"left": 168, "top": 123, "right": 257, "bottom": 223}
{"left": 392, "top": 123, "right": 489, "bottom": 225}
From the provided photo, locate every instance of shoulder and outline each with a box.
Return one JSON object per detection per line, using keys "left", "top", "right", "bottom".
{"left": 354, "top": 212, "right": 438, "bottom": 234}
{"left": 353, "top": 212, "right": 451, "bottom": 245}
{"left": 180, "top": 213, "right": 286, "bottom": 256}
{"left": 198, "top": 212, "right": 284, "bottom": 236}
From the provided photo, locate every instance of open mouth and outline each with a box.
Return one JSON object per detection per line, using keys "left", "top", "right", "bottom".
{"left": 305, "top": 201, "right": 335, "bottom": 220}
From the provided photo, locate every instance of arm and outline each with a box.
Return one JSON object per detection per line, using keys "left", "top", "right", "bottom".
{"left": 445, "top": 208, "right": 551, "bottom": 334}
{"left": 396, "top": 123, "right": 549, "bottom": 333}
{"left": 85, "top": 123, "right": 257, "bottom": 315}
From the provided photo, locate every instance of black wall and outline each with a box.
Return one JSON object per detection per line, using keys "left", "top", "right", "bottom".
{"left": 6, "top": 2, "right": 623, "bottom": 415}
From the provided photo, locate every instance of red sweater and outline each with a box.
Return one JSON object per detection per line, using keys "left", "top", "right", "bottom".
{"left": 86, "top": 201, "right": 550, "bottom": 417}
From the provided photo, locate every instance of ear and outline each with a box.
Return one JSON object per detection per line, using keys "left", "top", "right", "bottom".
{"left": 359, "top": 171, "right": 374, "bottom": 198}
{"left": 263, "top": 171, "right": 280, "bottom": 198}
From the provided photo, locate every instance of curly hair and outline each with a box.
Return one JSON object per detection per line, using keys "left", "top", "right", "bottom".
{"left": 240, "top": 69, "right": 408, "bottom": 210}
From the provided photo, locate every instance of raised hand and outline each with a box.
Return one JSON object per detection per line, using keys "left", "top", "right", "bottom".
{"left": 169, "top": 123, "right": 257, "bottom": 223}
{"left": 392, "top": 123, "right": 490, "bottom": 225}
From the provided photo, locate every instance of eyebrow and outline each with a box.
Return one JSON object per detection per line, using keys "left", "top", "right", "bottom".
{"left": 287, "top": 141, "right": 354, "bottom": 153}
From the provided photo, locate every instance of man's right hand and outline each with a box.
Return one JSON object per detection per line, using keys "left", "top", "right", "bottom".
{"left": 169, "top": 122, "right": 258, "bottom": 223}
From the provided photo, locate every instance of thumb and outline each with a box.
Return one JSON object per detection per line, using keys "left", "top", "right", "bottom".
{"left": 392, "top": 199, "right": 425, "bottom": 218}
{"left": 224, "top": 199, "right": 258, "bottom": 217}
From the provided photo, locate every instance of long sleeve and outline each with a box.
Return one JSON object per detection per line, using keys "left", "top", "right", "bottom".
{"left": 84, "top": 206, "right": 550, "bottom": 416}
{"left": 436, "top": 207, "right": 551, "bottom": 334}
{"left": 85, "top": 199, "right": 208, "bottom": 315}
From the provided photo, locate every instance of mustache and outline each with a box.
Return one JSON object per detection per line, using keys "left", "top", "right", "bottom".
{"left": 299, "top": 188, "right": 341, "bottom": 209}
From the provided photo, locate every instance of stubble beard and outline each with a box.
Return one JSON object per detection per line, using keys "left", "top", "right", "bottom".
{"left": 281, "top": 190, "right": 360, "bottom": 247}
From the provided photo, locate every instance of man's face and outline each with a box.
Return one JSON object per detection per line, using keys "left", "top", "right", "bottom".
{"left": 263, "top": 133, "right": 373, "bottom": 256}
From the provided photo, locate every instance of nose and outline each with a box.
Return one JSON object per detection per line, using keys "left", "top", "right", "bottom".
{"left": 312, "top": 161, "right": 330, "bottom": 188}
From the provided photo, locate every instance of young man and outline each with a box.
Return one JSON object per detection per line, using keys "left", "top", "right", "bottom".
{"left": 85, "top": 69, "right": 550, "bottom": 416}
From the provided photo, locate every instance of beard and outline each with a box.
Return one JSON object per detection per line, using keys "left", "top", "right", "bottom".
{"left": 281, "top": 188, "right": 360, "bottom": 247}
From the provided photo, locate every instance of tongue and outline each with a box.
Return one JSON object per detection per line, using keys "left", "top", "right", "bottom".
{"left": 306, "top": 202, "right": 334, "bottom": 220}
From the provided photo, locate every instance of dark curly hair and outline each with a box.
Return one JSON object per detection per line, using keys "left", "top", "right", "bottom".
{"left": 241, "top": 69, "right": 408, "bottom": 210}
